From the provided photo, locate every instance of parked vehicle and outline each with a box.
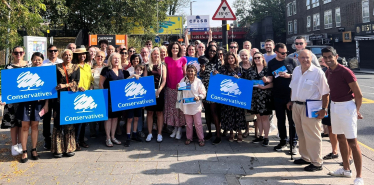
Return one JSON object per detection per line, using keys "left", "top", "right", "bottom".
{"left": 306, "top": 45, "right": 348, "bottom": 67}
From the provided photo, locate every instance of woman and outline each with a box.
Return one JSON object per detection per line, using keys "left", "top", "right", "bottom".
{"left": 199, "top": 45, "right": 222, "bottom": 144}
{"left": 164, "top": 42, "right": 187, "bottom": 140}
{"left": 90, "top": 51, "right": 106, "bottom": 138}
{"left": 52, "top": 49, "right": 80, "bottom": 158}
{"left": 88, "top": 46, "right": 97, "bottom": 68}
{"left": 181, "top": 44, "right": 187, "bottom": 57}
{"left": 186, "top": 45, "right": 197, "bottom": 57}
{"left": 159, "top": 46, "right": 167, "bottom": 63}
{"left": 127, "top": 54, "right": 143, "bottom": 76}
{"left": 15, "top": 52, "right": 47, "bottom": 162}
{"left": 145, "top": 48, "right": 167, "bottom": 143}
{"left": 246, "top": 52, "right": 273, "bottom": 146}
{"left": 1, "top": 46, "right": 30, "bottom": 156}
{"left": 128, "top": 47, "right": 136, "bottom": 61}
{"left": 179, "top": 65, "right": 206, "bottom": 146}
{"left": 100, "top": 53, "right": 128, "bottom": 147}
{"left": 120, "top": 48, "right": 131, "bottom": 70}
{"left": 214, "top": 52, "right": 246, "bottom": 143}
{"left": 239, "top": 49, "right": 253, "bottom": 138}
{"left": 217, "top": 47, "right": 225, "bottom": 65}
{"left": 73, "top": 48, "right": 94, "bottom": 150}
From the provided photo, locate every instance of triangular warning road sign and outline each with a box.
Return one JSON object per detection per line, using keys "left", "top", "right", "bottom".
{"left": 212, "top": 0, "right": 237, "bottom": 21}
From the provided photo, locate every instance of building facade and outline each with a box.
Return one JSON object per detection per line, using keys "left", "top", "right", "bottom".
{"left": 285, "top": 0, "right": 374, "bottom": 69}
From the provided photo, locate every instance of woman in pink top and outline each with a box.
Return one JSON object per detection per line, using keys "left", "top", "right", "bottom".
{"left": 164, "top": 42, "right": 187, "bottom": 140}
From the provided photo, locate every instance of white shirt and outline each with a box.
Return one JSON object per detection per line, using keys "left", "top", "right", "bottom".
{"left": 42, "top": 58, "right": 63, "bottom": 66}
{"left": 289, "top": 64, "right": 330, "bottom": 102}
{"left": 179, "top": 77, "right": 206, "bottom": 115}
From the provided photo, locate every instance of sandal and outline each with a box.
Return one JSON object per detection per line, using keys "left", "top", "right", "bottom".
{"left": 185, "top": 139, "right": 191, "bottom": 145}
{"left": 106, "top": 139, "right": 113, "bottom": 147}
{"left": 79, "top": 142, "right": 89, "bottom": 148}
{"left": 31, "top": 148, "right": 39, "bottom": 160}
{"left": 323, "top": 152, "right": 339, "bottom": 160}
{"left": 237, "top": 134, "right": 243, "bottom": 143}
{"left": 242, "top": 131, "right": 249, "bottom": 138}
{"left": 111, "top": 138, "right": 122, "bottom": 145}
{"left": 198, "top": 140, "right": 205, "bottom": 147}
{"left": 20, "top": 150, "right": 28, "bottom": 163}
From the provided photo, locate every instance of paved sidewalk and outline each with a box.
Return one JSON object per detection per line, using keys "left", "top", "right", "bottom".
{"left": 0, "top": 116, "right": 373, "bottom": 185}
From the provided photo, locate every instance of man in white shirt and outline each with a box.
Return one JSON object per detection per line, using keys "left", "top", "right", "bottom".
{"left": 287, "top": 49, "right": 330, "bottom": 172}
{"left": 43, "top": 45, "right": 63, "bottom": 66}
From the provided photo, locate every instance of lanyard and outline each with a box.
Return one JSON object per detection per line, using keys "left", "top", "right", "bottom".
{"left": 63, "top": 64, "right": 70, "bottom": 91}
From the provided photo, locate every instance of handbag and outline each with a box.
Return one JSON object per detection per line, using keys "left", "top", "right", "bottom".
{"left": 155, "top": 63, "right": 163, "bottom": 98}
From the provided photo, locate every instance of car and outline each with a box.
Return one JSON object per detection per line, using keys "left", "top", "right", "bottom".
{"left": 306, "top": 45, "right": 348, "bottom": 67}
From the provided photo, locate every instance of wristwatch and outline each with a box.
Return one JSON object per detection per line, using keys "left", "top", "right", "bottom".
{"left": 321, "top": 108, "right": 327, "bottom": 111}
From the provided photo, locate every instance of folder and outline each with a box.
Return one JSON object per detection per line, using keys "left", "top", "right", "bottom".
{"left": 306, "top": 99, "right": 328, "bottom": 118}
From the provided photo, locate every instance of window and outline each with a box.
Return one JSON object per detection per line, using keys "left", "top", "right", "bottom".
{"left": 293, "top": 1, "right": 297, "bottom": 15}
{"left": 288, "top": 21, "right": 293, "bottom": 34}
{"left": 294, "top": 19, "right": 297, "bottom": 34}
{"left": 324, "top": 10, "right": 332, "bottom": 29}
{"left": 306, "top": 0, "right": 310, "bottom": 10}
{"left": 323, "top": 0, "right": 331, "bottom": 4}
{"left": 287, "top": 2, "right": 293, "bottom": 16}
{"left": 313, "top": 13, "right": 320, "bottom": 30}
{"left": 335, "top": 7, "right": 341, "bottom": 27}
{"left": 307, "top": 16, "right": 311, "bottom": 32}
{"left": 312, "top": 0, "right": 319, "bottom": 8}
{"left": 362, "top": 0, "right": 370, "bottom": 23}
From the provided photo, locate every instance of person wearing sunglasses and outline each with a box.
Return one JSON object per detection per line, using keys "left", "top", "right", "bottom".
{"left": 43, "top": 45, "right": 63, "bottom": 66}
{"left": 128, "top": 47, "right": 136, "bottom": 61}
{"left": 120, "top": 48, "right": 131, "bottom": 70}
{"left": 217, "top": 47, "right": 225, "bottom": 65}
{"left": 1, "top": 46, "right": 31, "bottom": 156}
{"left": 262, "top": 43, "right": 298, "bottom": 154}
{"left": 288, "top": 36, "right": 320, "bottom": 67}
{"left": 145, "top": 40, "right": 153, "bottom": 51}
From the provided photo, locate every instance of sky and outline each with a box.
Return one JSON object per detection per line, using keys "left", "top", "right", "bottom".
{"left": 180, "top": 0, "right": 236, "bottom": 28}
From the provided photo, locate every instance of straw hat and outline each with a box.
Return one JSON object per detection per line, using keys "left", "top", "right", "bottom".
{"left": 74, "top": 46, "right": 89, "bottom": 54}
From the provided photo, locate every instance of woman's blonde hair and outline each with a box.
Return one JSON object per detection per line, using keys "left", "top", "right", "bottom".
{"left": 159, "top": 46, "right": 167, "bottom": 52}
{"left": 107, "top": 53, "right": 122, "bottom": 69}
{"left": 148, "top": 47, "right": 161, "bottom": 71}
{"left": 239, "top": 49, "right": 250, "bottom": 56}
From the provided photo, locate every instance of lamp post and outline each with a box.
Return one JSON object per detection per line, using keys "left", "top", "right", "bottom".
{"left": 190, "top": 1, "right": 196, "bottom": 15}
{"left": 231, "top": 25, "right": 234, "bottom": 42}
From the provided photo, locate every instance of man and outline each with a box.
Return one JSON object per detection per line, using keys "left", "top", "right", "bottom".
{"left": 145, "top": 40, "right": 153, "bottom": 51}
{"left": 323, "top": 47, "right": 364, "bottom": 185}
{"left": 229, "top": 41, "right": 239, "bottom": 54}
{"left": 141, "top": 47, "right": 150, "bottom": 64}
{"left": 104, "top": 45, "right": 115, "bottom": 63}
{"left": 243, "top": 41, "right": 252, "bottom": 51}
{"left": 66, "top": 43, "right": 76, "bottom": 52}
{"left": 250, "top": 48, "right": 260, "bottom": 62}
{"left": 117, "top": 44, "right": 126, "bottom": 53}
{"left": 208, "top": 40, "right": 217, "bottom": 48}
{"left": 43, "top": 45, "right": 63, "bottom": 65}
{"left": 263, "top": 43, "right": 298, "bottom": 153}
{"left": 99, "top": 39, "right": 109, "bottom": 54}
{"left": 288, "top": 36, "right": 320, "bottom": 67}
{"left": 264, "top": 39, "right": 276, "bottom": 63}
{"left": 162, "top": 41, "right": 169, "bottom": 47}
{"left": 288, "top": 49, "right": 330, "bottom": 172}
{"left": 197, "top": 42, "right": 205, "bottom": 58}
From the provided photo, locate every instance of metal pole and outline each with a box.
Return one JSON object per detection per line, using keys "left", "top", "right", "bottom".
{"left": 222, "top": 21, "right": 228, "bottom": 51}
{"left": 5, "top": 2, "right": 10, "bottom": 65}
{"left": 190, "top": 2, "right": 192, "bottom": 15}
{"left": 231, "top": 27, "right": 233, "bottom": 42}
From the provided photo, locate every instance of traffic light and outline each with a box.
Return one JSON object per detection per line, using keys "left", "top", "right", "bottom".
{"left": 227, "top": 24, "right": 230, "bottom": 31}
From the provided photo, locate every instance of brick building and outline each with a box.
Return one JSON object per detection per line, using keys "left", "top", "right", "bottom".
{"left": 285, "top": 0, "right": 374, "bottom": 69}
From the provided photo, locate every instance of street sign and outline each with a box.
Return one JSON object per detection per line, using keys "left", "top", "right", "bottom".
{"left": 187, "top": 15, "right": 210, "bottom": 32}
{"left": 212, "top": 0, "right": 237, "bottom": 20}
{"left": 155, "top": 36, "right": 160, "bottom": 43}
{"left": 189, "top": 28, "right": 209, "bottom": 32}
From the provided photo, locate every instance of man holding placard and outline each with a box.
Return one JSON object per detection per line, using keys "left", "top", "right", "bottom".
{"left": 287, "top": 50, "right": 330, "bottom": 172}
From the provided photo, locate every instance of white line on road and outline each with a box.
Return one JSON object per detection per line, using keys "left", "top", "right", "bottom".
{"left": 361, "top": 85, "right": 374, "bottom": 89}
{"left": 362, "top": 92, "right": 374, "bottom": 94}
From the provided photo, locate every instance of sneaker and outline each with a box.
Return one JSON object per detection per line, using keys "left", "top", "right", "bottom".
{"left": 328, "top": 167, "right": 352, "bottom": 178}
{"left": 146, "top": 134, "right": 153, "bottom": 142}
{"left": 262, "top": 138, "right": 269, "bottom": 146}
{"left": 124, "top": 139, "right": 131, "bottom": 147}
{"left": 288, "top": 146, "right": 298, "bottom": 155}
{"left": 17, "top": 143, "right": 23, "bottom": 154}
{"left": 354, "top": 178, "right": 364, "bottom": 185}
{"left": 170, "top": 127, "right": 177, "bottom": 138}
{"left": 304, "top": 164, "right": 323, "bottom": 172}
{"left": 274, "top": 142, "right": 287, "bottom": 151}
{"left": 175, "top": 128, "right": 182, "bottom": 140}
{"left": 11, "top": 145, "right": 20, "bottom": 156}
{"left": 294, "top": 158, "right": 311, "bottom": 165}
{"left": 138, "top": 131, "right": 146, "bottom": 138}
{"left": 157, "top": 134, "right": 163, "bottom": 143}
{"left": 252, "top": 136, "right": 264, "bottom": 143}
{"left": 340, "top": 159, "right": 354, "bottom": 166}
{"left": 212, "top": 137, "right": 221, "bottom": 145}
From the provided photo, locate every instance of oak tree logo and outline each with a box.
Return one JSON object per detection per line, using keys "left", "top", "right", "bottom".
{"left": 125, "top": 81, "right": 147, "bottom": 99}
{"left": 74, "top": 94, "right": 97, "bottom": 113}
{"left": 17, "top": 71, "right": 45, "bottom": 91}
{"left": 220, "top": 79, "right": 241, "bottom": 97}
{"left": 188, "top": 59, "right": 200, "bottom": 73}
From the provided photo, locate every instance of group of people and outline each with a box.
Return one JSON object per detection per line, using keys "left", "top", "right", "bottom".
{"left": 0, "top": 35, "right": 364, "bottom": 185}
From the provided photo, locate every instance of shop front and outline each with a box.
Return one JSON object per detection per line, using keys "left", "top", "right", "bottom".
{"left": 354, "top": 22, "right": 374, "bottom": 69}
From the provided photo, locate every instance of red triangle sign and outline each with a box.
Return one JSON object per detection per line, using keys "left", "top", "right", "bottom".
{"left": 212, "top": 0, "right": 237, "bottom": 20}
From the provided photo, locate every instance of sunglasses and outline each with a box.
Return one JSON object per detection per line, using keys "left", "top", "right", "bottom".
{"left": 198, "top": 47, "right": 204, "bottom": 49}
{"left": 120, "top": 52, "right": 128, "bottom": 55}
{"left": 129, "top": 50, "right": 135, "bottom": 53}
{"left": 48, "top": 50, "right": 58, "bottom": 53}
{"left": 96, "top": 56, "right": 105, "bottom": 58}
{"left": 278, "top": 52, "right": 287, "bottom": 55}
{"left": 146, "top": 44, "right": 152, "bottom": 46}
{"left": 230, "top": 46, "right": 237, "bottom": 49}
{"left": 209, "top": 50, "right": 217, "bottom": 53}
{"left": 218, "top": 53, "right": 224, "bottom": 56}
{"left": 13, "top": 52, "right": 24, "bottom": 55}
{"left": 295, "top": 42, "right": 304, "bottom": 45}
{"left": 253, "top": 57, "right": 261, "bottom": 60}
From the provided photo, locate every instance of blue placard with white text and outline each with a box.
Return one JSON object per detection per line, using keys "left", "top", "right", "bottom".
{"left": 185, "top": 56, "right": 200, "bottom": 77}
{"left": 60, "top": 89, "right": 108, "bottom": 125}
{"left": 110, "top": 76, "right": 156, "bottom": 111}
{"left": 206, "top": 73, "right": 253, "bottom": 110}
{"left": 1, "top": 65, "right": 58, "bottom": 104}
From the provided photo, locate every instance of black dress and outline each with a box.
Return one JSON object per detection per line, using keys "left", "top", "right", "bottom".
{"left": 245, "top": 66, "right": 273, "bottom": 116}
{"left": 100, "top": 67, "right": 127, "bottom": 118}
{"left": 219, "top": 65, "right": 246, "bottom": 131}
{"left": 145, "top": 64, "right": 165, "bottom": 112}
{"left": 1, "top": 63, "right": 31, "bottom": 128}
{"left": 199, "top": 56, "right": 221, "bottom": 104}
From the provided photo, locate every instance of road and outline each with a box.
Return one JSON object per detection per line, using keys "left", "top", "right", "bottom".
{"left": 356, "top": 73, "right": 374, "bottom": 149}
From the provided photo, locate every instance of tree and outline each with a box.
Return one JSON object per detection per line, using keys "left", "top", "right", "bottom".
{"left": 125, "top": 82, "right": 147, "bottom": 99}
{"left": 17, "top": 71, "right": 45, "bottom": 91}
{"left": 74, "top": 94, "right": 97, "bottom": 113}
{"left": 220, "top": 79, "right": 241, "bottom": 97}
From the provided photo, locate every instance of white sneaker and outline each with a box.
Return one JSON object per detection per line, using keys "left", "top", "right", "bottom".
{"left": 354, "top": 178, "right": 364, "bottom": 185}
{"left": 328, "top": 167, "right": 352, "bottom": 178}
{"left": 288, "top": 146, "right": 298, "bottom": 155}
{"left": 17, "top": 143, "right": 23, "bottom": 153}
{"left": 146, "top": 134, "right": 153, "bottom": 142}
{"left": 157, "top": 134, "right": 163, "bottom": 143}
{"left": 175, "top": 127, "right": 182, "bottom": 140}
{"left": 269, "top": 123, "right": 277, "bottom": 133}
{"left": 170, "top": 127, "right": 177, "bottom": 138}
{"left": 11, "top": 145, "right": 20, "bottom": 156}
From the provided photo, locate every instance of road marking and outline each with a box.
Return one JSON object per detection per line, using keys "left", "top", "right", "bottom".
{"left": 358, "top": 141, "right": 374, "bottom": 152}
{"left": 362, "top": 92, "right": 374, "bottom": 95}
{"left": 363, "top": 98, "right": 374, "bottom": 104}
{"left": 360, "top": 85, "right": 374, "bottom": 89}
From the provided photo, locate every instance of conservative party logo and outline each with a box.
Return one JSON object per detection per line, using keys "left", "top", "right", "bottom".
{"left": 17, "top": 71, "right": 45, "bottom": 91}
{"left": 74, "top": 94, "right": 98, "bottom": 113}
{"left": 220, "top": 79, "right": 242, "bottom": 97}
{"left": 125, "top": 82, "right": 147, "bottom": 99}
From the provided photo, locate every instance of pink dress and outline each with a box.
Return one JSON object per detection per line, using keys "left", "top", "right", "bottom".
{"left": 164, "top": 57, "right": 187, "bottom": 127}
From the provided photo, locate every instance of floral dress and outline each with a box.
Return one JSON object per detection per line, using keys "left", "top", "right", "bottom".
{"left": 219, "top": 65, "right": 246, "bottom": 131}
{"left": 199, "top": 56, "right": 221, "bottom": 104}
{"left": 245, "top": 66, "right": 273, "bottom": 116}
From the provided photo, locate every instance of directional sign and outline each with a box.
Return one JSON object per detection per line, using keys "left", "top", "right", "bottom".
{"left": 212, "top": 0, "right": 237, "bottom": 20}
{"left": 155, "top": 36, "right": 160, "bottom": 43}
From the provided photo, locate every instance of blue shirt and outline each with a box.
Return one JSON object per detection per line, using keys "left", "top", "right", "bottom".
{"left": 264, "top": 53, "right": 276, "bottom": 64}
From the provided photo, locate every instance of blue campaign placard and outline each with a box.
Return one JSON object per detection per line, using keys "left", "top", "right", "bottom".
{"left": 185, "top": 56, "right": 200, "bottom": 76}
{"left": 206, "top": 73, "right": 253, "bottom": 110}
{"left": 60, "top": 89, "right": 108, "bottom": 125}
{"left": 109, "top": 76, "right": 156, "bottom": 111}
{"left": 1, "top": 65, "right": 58, "bottom": 104}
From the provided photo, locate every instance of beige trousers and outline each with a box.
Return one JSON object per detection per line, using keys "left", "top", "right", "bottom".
{"left": 292, "top": 104, "right": 323, "bottom": 166}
